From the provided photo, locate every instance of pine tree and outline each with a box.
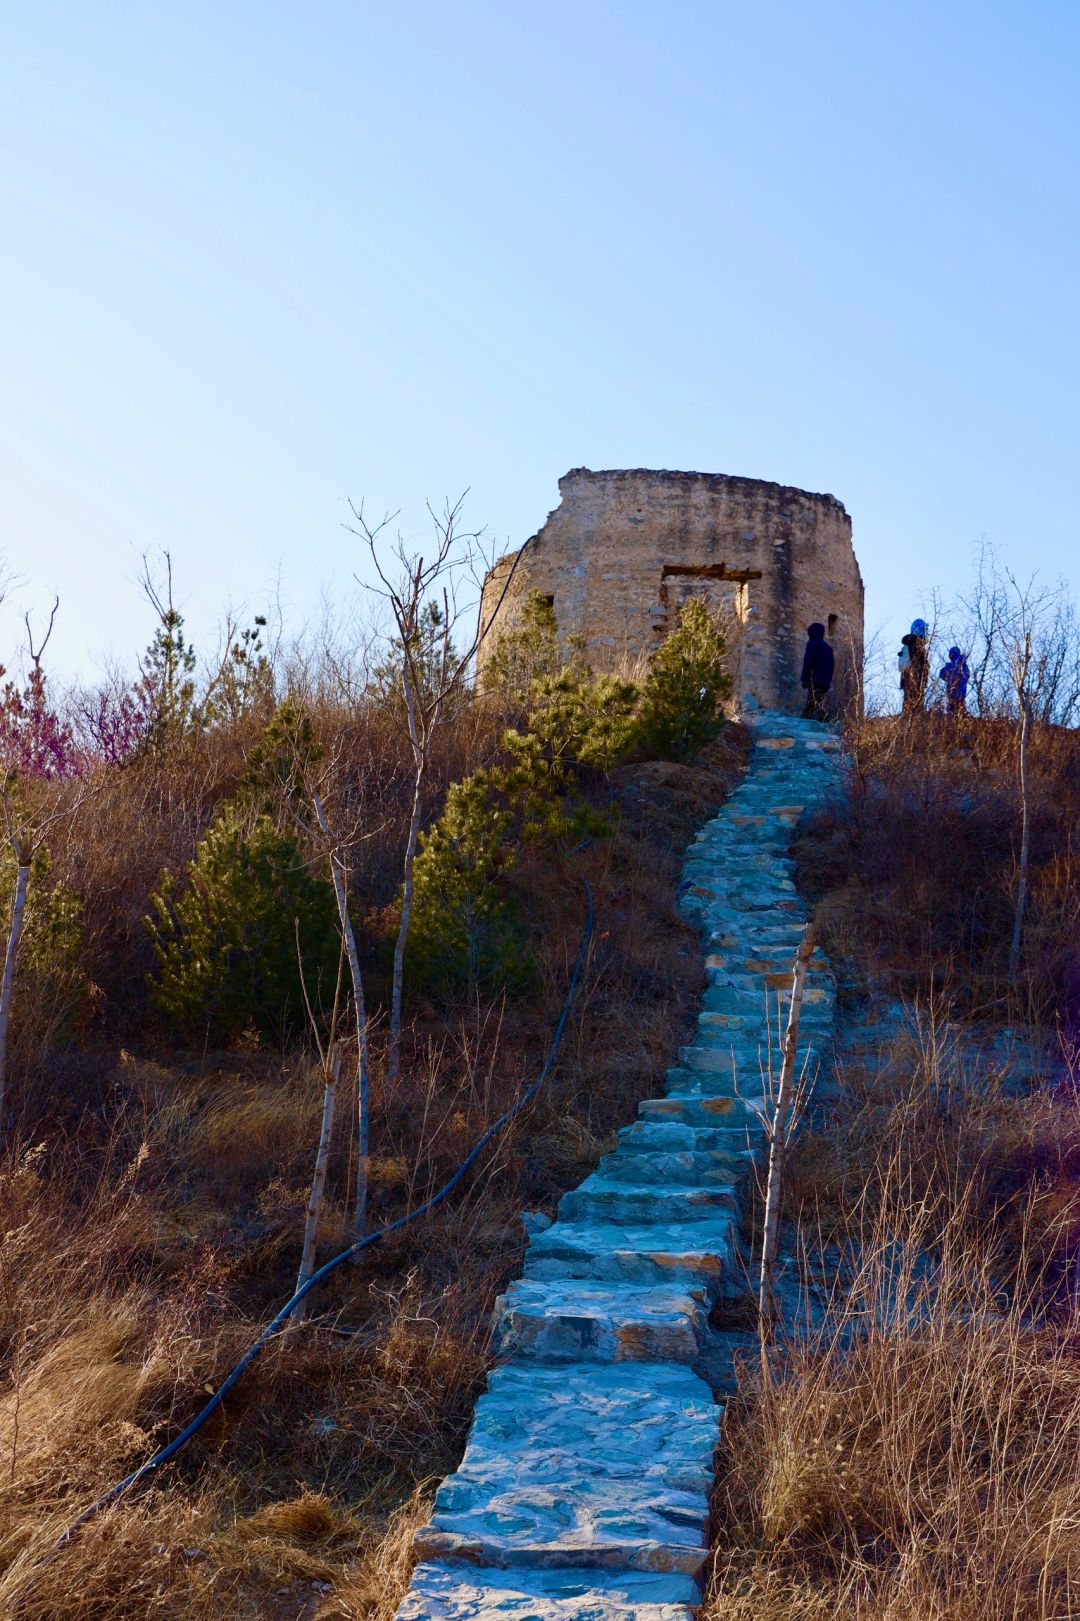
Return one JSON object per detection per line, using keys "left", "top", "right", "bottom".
{"left": 635, "top": 597, "right": 730, "bottom": 762}
{"left": 147, "top": 801, "right": 340, "bottom": 1044}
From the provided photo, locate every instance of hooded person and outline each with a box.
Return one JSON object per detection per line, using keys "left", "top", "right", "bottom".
{"left": 899, "top": 618, "right": 929, "bottom": 713}
{"left": 939, "top": 646, "right": 970, "bottom": 714}
{"left": 800, "top": 621, "right": 834, "bottom": 721}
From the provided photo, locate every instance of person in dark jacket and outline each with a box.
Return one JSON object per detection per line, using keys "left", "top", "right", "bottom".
{"left": 800, "top": 622, "right": 834, "bottom": 720}
{"left": 899, "top": 619, "right": 929, "bottom": 713}
{"left": 939, "top": 646, "right": 970, "bottom": 715}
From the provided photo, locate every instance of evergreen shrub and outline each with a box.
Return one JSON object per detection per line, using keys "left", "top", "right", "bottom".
{"left": 635, "top": 596, "right": 730, "bottom": 762}
{"left": 147, "top": 801, "right": 340, "bottom": 1044}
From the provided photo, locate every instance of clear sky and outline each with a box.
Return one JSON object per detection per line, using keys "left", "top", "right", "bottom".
{"left": 1, "top": 0, "right": 1077, "bottom": 681}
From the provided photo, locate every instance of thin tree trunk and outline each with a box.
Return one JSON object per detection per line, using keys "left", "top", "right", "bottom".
{"left": 311, "top": 791, "right": 371, "bottom": 1239}
{"left": 1009, "top": 696, "right": 1032, "bottom": 978}
{"left": 758, "top": 927, "right": 814, "bottom": 1348}
{"left": 294, "top": 1045, "right": 341, "bottom": 1318}
{"left": 0, "top": 858, "right": 30, "bottom": 1142}
{"left": 387, "top": 757, "right": 424, "bottom": 1088}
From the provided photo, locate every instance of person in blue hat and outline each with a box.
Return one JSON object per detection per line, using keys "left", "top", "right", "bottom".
{"left": 939, "top": 646, "right": 970, "bottom": 715}
{"left": 899, "top": 619, "right": 929, "bottom": 713}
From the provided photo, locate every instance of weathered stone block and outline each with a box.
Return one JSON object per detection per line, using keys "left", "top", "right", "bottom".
{"left": 524, "top": 1216, "right": 738, "bottom": 1288}
{"left": 493, "top": 1278, "right": 707, "bottom": 1363}
{"left": 396, "top": 1562, "right": 699, "bottom": 1618}
{"left": 558, "top": 1177, "right": 737, "bottom": 1227}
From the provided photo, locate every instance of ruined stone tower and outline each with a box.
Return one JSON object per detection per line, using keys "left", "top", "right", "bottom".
{"left": 479, "top": 468, "right": 864, "bottom": 713}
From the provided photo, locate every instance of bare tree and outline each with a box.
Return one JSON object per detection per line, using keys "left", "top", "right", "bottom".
{"left": 347, "top": 495, "right": 527, "bottom": 1087}
{"left": 252, "top": 705, "right": 375, "bottom": 1238}
{"left": 1009, "top": 691, "right": 1033, "bottom": 979}
{"left": 293, "top": 924, "right": 348, "bottom": 1316}
{"left": 1001, "top": 572, "right": 1049, "bottom": 979}
{"left": 758, "top": 927, "right": 815, "bottom": 1349}
{"left": 310, "top": 780, "right": 372, "bottom": 1237}
{"left": 0, "top": 776, "right": 90, "bottom": 1141}
{"left": 957, "top": 544, "right": 1080, "bottom": 727}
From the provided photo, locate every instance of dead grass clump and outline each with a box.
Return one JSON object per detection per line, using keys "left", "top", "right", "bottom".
{"left": 215, "top": 1491, "right": 358, "bottom": 1581}
{"left": 313, "top": 1488, "right": 433, "bottom": 1620}
{"left": 708, "top": 1188, "right": 1080, "bottom": 1620}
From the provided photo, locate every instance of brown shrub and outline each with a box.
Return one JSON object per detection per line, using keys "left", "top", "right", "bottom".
{"left": 797, "top": 711, "right": 1080, "bottom": 1029}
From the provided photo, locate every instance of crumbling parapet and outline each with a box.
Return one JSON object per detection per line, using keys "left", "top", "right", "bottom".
{"left": 479, "top": 468, "right": 864, "bottom": 714}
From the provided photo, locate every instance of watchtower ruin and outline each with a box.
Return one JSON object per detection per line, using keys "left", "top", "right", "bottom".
{"left": 479, "top": 468, "right": 864, "bottom": 714}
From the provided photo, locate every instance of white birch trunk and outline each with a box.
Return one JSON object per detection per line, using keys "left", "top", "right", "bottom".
{"left": 295, "top": 1044, "right": 341, "bottom": 1316}
{"left": 0, "top": 857, "right": 30, "bottom": 1142}
{"left": 311, "top": 791, "right": 371, "bottom": 1238}
{"left": 758, "top": 927, "right": 814, "bottom": 1345}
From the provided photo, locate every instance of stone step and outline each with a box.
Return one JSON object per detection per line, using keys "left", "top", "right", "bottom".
{"left": 558, "top": 1176, "right": 738, "bottom": 1226}
{"left": 693, "top": 1014, "right": 833, "bottom": 1045}
{"left": 706, "top": 961, "right": 828, "bottom": 984}
{"left": 664, "top": 1067, "right": 763, "bottom": 1102}
{"left": 679, "top": 1042, "right": 826, "bottom": 1075}
{"left": 524, "top": 1215, "right": 738, "bottom": 1287}
{"left": 598, "top": 1145, "right": 752, "bottom": 1187}
{"left": 703, "top": 973, "right": 834, "bottom": 998}
{"left": 638, "top": 1090, "right": 760, "bottom": 1128}
{"left": 494, "top": 1277, "right": 707, "bottom": 1363}
{"left": 411, "top": 1362, "right": 718, "bottom": 1578}
{"left": 395, "top": 1563, "right": 699, "bottom": 1619}
{"left": 614, "top": 1119, "right": 758, "bottom": 1158}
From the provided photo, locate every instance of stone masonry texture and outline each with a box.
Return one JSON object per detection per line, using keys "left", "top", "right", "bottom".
{"left": 395, "top": 714, "right": 842, "bottom": 1618}
{"left": 478, "top": 469, "right": 864, "bottom": 714}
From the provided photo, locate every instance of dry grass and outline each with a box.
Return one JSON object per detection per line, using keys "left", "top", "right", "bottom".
{"left": 781, "top": 1021, "right": 1080, "bottom": 1282}
{"left": 707, "top": 1170, "right": 1080, "bottom": 1620}
{"left": 797, "top": 709, "right": 1080, "bottom": 1030}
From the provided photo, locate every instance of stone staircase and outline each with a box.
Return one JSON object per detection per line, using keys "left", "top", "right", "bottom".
{"left": 395, "top": 715, "right": 842, "bottom": 1620}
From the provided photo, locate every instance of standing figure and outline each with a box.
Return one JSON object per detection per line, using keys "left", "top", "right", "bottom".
{"left": 939, "top": 646, "right": 970, "bottom": 715}
{"left": 800, "top": 622, "right": 834, "bottom": 721}
{"left": 899, "top": 619, "right": 929, "bottom": 713}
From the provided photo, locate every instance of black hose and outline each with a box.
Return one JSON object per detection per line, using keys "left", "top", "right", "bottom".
{"left": 52, "top": 878, "right": 594, "bottom": 1551}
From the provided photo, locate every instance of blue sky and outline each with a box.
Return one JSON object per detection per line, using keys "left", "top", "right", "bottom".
{"left": 1, "top": 1, "right": 1077, "bottom": 681}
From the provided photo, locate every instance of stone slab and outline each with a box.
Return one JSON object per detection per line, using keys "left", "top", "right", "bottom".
{"left": 558, "top": 1176, "right": 737, "bottom": 1226}
{"left": 396, "top": 1563, "right": 698, "bottom": 1619}
{"left": 597, "top": 1146, "right": 752, "bottom": 1187}
{"left": 614, "top": 1120, "right": 753, "bottom": 1155}
{"left": 637, "top": 1091, "right": 756, "bottom": 1127}
{"left": 524, "top": 1216, "right": 738, "bottom": 1287}
{"left": 413, "top": 1362, "right": 718, "bottom": 1576}
{"left": 494, "top": 1277, "right": 706, "bottom": 1363}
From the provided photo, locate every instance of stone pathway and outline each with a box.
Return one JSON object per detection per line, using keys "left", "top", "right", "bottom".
{"left": 395, "top": 715, "right": 842, "bottom": 1620}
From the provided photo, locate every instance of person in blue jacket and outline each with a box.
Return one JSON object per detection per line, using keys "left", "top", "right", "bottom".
{"left": 899, "top": 619, "right": 930, "bottom": 713}
{"left": 800, "top": 622, "right": 834, "bottom": 720}
{"left": 939, "top": 646, "right": 970, "bottom": 715}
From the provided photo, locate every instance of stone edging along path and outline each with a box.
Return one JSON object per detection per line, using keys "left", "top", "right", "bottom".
{"left": 394, "top": 715, "right": 842, "bottom": 1620}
